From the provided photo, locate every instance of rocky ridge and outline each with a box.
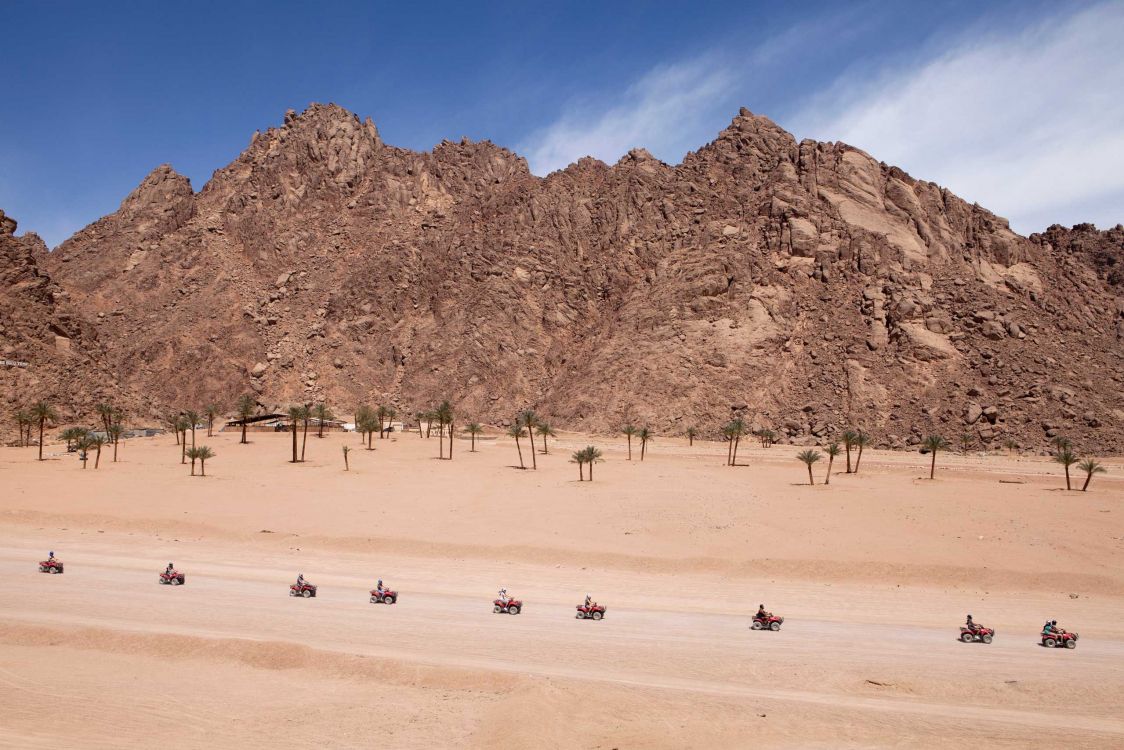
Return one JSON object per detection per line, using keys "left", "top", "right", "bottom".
{"left": 3, "top": 104, "right": 1121, "bottom": 451}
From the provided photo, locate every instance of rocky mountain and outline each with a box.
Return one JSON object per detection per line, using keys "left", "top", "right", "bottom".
{"left": 7, "top": 104, "right": 1123, "bottom": 451}
{"left": 0, "top": 209, "right": 147, "bottom": 437}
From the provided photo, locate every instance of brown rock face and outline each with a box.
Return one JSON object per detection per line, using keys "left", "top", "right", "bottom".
{"left": 9, "top": 104, "right": 1124, "bottom": 451}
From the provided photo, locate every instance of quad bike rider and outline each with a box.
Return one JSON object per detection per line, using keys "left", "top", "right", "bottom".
{"left": 370, "top": 578, "right": 397, "bottom": 604}
{"left": 959, "top": 614, "right": 994, "bottom": 643}
{"left": 1041, "top": 619, "right": 1078, "bottom": 648}
{"left": 751, "top": 604, "right": 784, "bottom": 631}
{"left": 576, "top": 593, "right": 606, "bottom": 620}
{"left": 493, "top": 588, "right": 522, "bottom": 614}
{"left": 39, "top": 551, "right": 63, "bottom": 573}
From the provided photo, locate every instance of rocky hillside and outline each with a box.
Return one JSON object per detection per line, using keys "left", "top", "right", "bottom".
{"left": 9, "top": 104, "right": 1123, "bottom": 451}
{"left": 0, "top": 209, "right": 151, "bottom": 437}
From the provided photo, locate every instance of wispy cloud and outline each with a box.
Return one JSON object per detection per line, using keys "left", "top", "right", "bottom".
{"left": 519, "top": 57, "right": 738, "bottom": 175}
{"left": 787, "top": 2, "right": 1124, "bottom": 233}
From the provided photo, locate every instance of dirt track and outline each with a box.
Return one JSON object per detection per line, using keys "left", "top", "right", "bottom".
{"left": 1, "top": 432, "right": 1122, "bottom": 748}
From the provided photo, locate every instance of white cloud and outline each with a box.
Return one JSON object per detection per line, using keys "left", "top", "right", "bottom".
{"left": 519, "top": 57, "right": 738, "bottom": 175}
{"left": 786, "top": 2, "right": 1124, "bottom": 233}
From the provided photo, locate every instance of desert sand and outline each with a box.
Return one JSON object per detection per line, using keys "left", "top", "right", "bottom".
{"left": 1, "top": 429, "right": 1122, "bottom": 749}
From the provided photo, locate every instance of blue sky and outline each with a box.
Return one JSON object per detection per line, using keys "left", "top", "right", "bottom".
{"left": 2, "top": 1, "right": 1121, "bottom": 247}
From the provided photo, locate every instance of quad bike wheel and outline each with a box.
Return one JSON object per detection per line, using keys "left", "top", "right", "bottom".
{"left": 302, "top": 589, "right": 312, "bottom": 598}
{"left": 1044, "top": 637, "right": 1057, "bottom": 648}
{"left": 493, "top": 605, "right": 501, "bottom": 613}
{"left": 575, "top": 612, "right": 584, "bottom": 619}
{"left": 171, "top": 578, "right": 182, "bottom": 586}
{"left": 508, "top": 605, "right": 520, "bottom": 615}
{"left": 751, "top": 621, "right": 763, "bottom": 630}
{"left": 770, "top": 621, "right": 781, "bottom": 631}
{"left": 961, "top": 632, "right": 975, "bottom": 643}
{"left": 981, "top": 634, "right": 993, "bottom": 644}
{"left": 50, "top": 567, "right": 61, "bottom": 574}
{"left": 1065, "top": 639, "right": 1076, "bottom": 649}
{"left": 383, "top": 596, "right": 395, "bottom": 604}
{"left": 591, "top": 611, "right": 603, "bottom": 621}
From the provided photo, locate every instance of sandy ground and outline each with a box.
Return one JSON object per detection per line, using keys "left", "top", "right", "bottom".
{"left": 1, "top": 429, "right": 1122, "bottom": 748}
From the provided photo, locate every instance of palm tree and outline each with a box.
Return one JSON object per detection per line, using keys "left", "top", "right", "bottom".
{"left": 356, "top": 407, "right": 378, "bottom": 450}
{"left": 726, "top": 418, "right": 746, "bottom": 466}
{"left": 722, "top": 422, "right": 737, "bottom": 466}
{"left": 518, "top": 410, "right": 538, "bottom": 468}
{"left": 536, "top": 422, "right": 556, "bottom": 454}
{"left": 30, "top": 401, "right": 57, "bottom": 461}
{"left": 622, "top": 424, "right": 637, "bottom": 461}
{"left": 376, "top": 405, "right": 390, "bottom": 439}
{"left": 166, "top": 414, "right": 181, "bottom": 446}
{"left": 204, "top": 403, "right": 220, "bottom": 437}
{"left": 299, "top": 406, "right": 311, "bottom": 461}
{"left": 414, "top": 412, "right": 425, "bottom": 438}
{"left": 797, "top": 450, "right": 821, "bottom": 485}
{"left": 507, "top": 424, "right": 526, "bottom": 469}
{"left": 762, "top": 429, "right": 777, "bottom": 448}
{"left": 1050, "top": 435, "right": 1072, "bottom": 452}
{"left": 465, "top": 423, "right": 484, "bottom": 452}
{"left": 185, "top": 410, "right": 200, "bottom": 451}
{"left": 236, "top": 394, "right": 256, "bottom": 444}
{"left": 342, "top": 445, "right": 351, "bottom": 471}
{"left": 824, "top": 443, "right": 841, "bottom": 485}
{"left": 841, "top": 430, "right": 858, "bottom": 473}
{"left": 89, "top": 435, "right": 106, "bottom": 469}
{"left": 175, "top": 416, "right": 190, "bottom": 464}
{"left": 1054, "top": 447, "right": 1078, "bottom": 490}
{"left": 436, "top": 401, "right": 454, "bottom": 460}
{"left": 572, "top": 448, "right": 586, "bottom": 480}
{"left": 385, "top": 407, "right": 398, "bottom": 437}
{"left": 922, "top": 434, "right": 950, "bottom": 479}
{"left": 584, "top": 446, "right": 603, "bottom": 481}
{"left": 96, "top": 403, "right": 115, "bottom": 437}
{"left": 1078, "top": 458, "right": 1106, "bottom": 491}
{"left": 959, "top": 433, "right": 974, "bottom": 453}
{"left": 77, "top": 435, "right": 93, "bottom": 468}
{"left": 1003, "top": 438, "right": 1019, "bottom": 454}
{"left": 107, "top": 424, "right": 123, "bottom": 462}
{"left": 195, "top": 446, "right": 214, "bottom": 476}
{"left": 287, "top": 405, "right": 304, "bottom": 463}
{"left": 60, "top": 427, "right": 86, "bottom": 452}
{"left": 637, "top": 426, "right": 653, "bottom": 461}
{"left": 686, "top": 426, "right": 697, "bottom": 447}
{"left": 854, "top": 431, "right": 870, "bottom": 473}
{"left": 14, "top": 409, "right": 29, "bottom": 447}
{"left": 187, "top": 446, "right": 199, "bottom": 476}
{"left": 313, "top": 402, "right": 333, "bottom": 438}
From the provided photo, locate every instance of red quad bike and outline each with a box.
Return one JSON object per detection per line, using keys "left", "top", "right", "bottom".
{"left": 1042, "top": 630, "right": 1079, "bottom": 649}
{"left": 493, "top": 598, "right": 522, "bottom": 615}
{"left": 959, "top": 626, "right": 995, "bottom": 644}
{"left": 290, "top": 582, "right": 317, "bottom": 598}
{"left": 575, "top": 603, "right": 606, "bottom": 620}
{"left": 369, "top": 589, "right": 398, "bottom": 605}
{"left": 39, "top": 559, "right": 64, "bottom": 574}
{"left": 159, "top": 569, "right": 186, "bottom": 586}
{"left": 751, "top": 615, "right": 784, "bottom": 631}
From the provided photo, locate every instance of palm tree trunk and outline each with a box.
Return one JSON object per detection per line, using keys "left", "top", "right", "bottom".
{"left": 207, "top": 417, "right": 213, "bottom": 437}
{"left": 200, "top": 460, "right": 206, "bottom": 477}
{"left": 291, "top": 424, "right": 298, "bottom": 463}
{"left": 191, "top": 425, "right": 196, "bottom": 451}
{"left": 807, "top": 465, "right": 814, "bottom": 485}
{"left": 529, "top": 432, "right": 537, "bottom": 469}
{"left": 241, "top": 422, "right": 248, "bottom": 444}
{"left": 37, "top": 418, "right": 44, "bottom": 461}
{"left": 856, "top": 442, "right": 865, "bottom": 472}
{"left": 181, "top": 435, "right": 187, "bottom": 464}
{"left": 825, "top": 455, "right": 833, "bottom": 485}
{"left": 439, "top": 426, "right": 444, "bottom": 459}
{"left": 471, "top": 433, "right": 476, "bottom": 452}
{"left": 95, "top": 446, "right": 102, "bottom": 469}
{"left": 732, "top": 436, "right": 740, "bottom": 466}
{"left": 301, "top": 418, "right": 308, "bottom": 461}
{"left": 641, "top": 440, "right": 646, "bottom": 461}
{"left": 726, "top": 438, "right": 733, "bottom": 466}
{"left": 1064, "top": 466, "right": 1071, "bottom": 491}
{"left": 588, "top": 460, "right": 594, "bottom": 481}
{"left": 845, "top": 445, "right": 852, "bottom": 473}
{"left": 689, "top": 435, "right": 694, "bottom": 447}
{"left": 578, "top": 462, "right": 583, "bottom": 481}
{"left": 367, "top": 430, "right": 374, "bottom": 450}
{"left": 344, "top": 453, "right": 349, "bottom": 471}
{"left": 626, "top": 435, "right": 632, "bottom": 461}
{"left": 930, "top": 450, "right": 937, "bottom": 480}
{"left": 190, "top": 458, "right": 196, "bottom": 476}
{"left": 515, "top": 435, "right": 524, "bottom": 469}
{"left": 417, "top": 422, "right": 423, "bottom": 438}
{"left": 1082, "top": 471, "right": 1091, "bottom": 491}
{"left": 318, "top": 420, "right": 324, "bottom": 439}
{"left": 448, "top": 421, "right": 454, "bottom": 459}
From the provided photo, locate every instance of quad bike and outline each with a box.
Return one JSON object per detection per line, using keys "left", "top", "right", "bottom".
{"left": 290, "top": 582, "right": 317, "bottom": 598}
{"left": 39, "top": 559, "right": 64, "bottom": 574}
{"left": 493, "top": 598, "right": 522, "bottom": 615}
{"left": 959, "top": 625, "right": 994, "bottom": 644}
{"left": 575, "top": 603, "right": 606, "bottom": 620}
{"left": 751, "top": 614, "right": 784, "bottom": 631}
{"left": 159, "top": 569, "right": 186, "bottom": 586}
{"left": 369, "top": 588, "right": 398, "bottom": 604}
{"left": 1042, "top": 630, "right": 1078, "bottom": 649}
